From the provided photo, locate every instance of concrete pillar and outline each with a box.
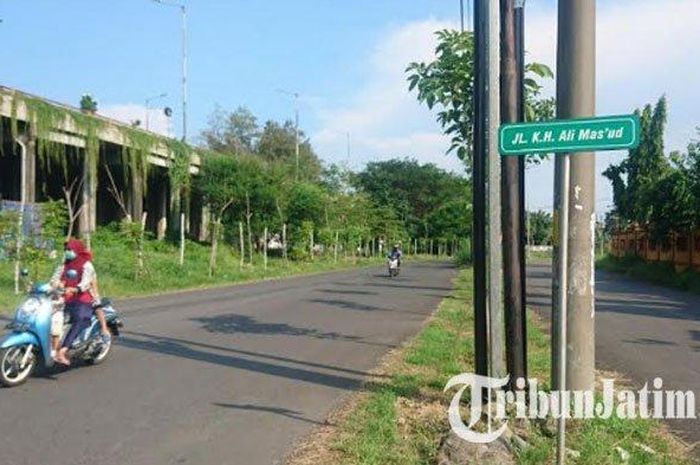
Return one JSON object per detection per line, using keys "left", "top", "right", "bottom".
{"left": 79, "top": 150, "right": 97, "bottom": 236}
{"left": 24, "top": 132, "right": 36, "bottom": 204}
{"left": 199, "top": 204, "right": 210, "bottom": 242}
{"left": 168, "top": 186, "right": 181, "bottom": 238}
{"left": 17, "top": 127, "right": 37, "bottom": 204}
{"left": 130, "top": 167, "right": 144, "bottom": 222}
{"left": 157, "top": 179, "right": 168, "bottom": 240}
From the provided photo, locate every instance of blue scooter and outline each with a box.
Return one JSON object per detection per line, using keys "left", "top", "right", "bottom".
{"left": 0, "top": 270, "right": 123, "bottom": 387}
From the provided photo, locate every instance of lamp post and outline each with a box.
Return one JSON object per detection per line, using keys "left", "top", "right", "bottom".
{"left": 276, "top": 89, "right": 300, "bottom": 181}
{"left": 145, "top": 92, "right": 168, "bottom": 131}
{"left": 152, "top": 0, "right": 187, "bottom": 143}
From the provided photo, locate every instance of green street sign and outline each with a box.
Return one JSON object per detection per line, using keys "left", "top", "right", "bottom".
{"left": 499, "top": 114, "right": 640, "bottom": 155}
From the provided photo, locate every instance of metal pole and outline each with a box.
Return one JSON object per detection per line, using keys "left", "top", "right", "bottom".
{"left": 487, "top": 0, "right": 504, "bottom": 378}
{"left": 500, "top": 0, "right": 525, "bottom": 385}
{"left": 558, "top": 0, "right": 596, "bottom": 393}
{"left": 460, "top": 0, "right": 465, "bottom": 32}
{"left": 515, "top": 0, "right": 528, "bottom": 380}
{"left": 555, "top": 153, "right": 570, "bottom": 465}
{"left": 181, "top": 4, "right": 188, "bottom": 142}
{"left": 295, "top": 94, "right": 300, "bottom": 181}
{"left": 472, "top": 0, "right": 489, "bottom": 379}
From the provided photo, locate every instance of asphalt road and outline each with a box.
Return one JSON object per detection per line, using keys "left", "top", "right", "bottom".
{"left": 0, "top": 261, "right": 456, "bottom": 465}
{"left": 527, "top": 262, "right": 700, "bottom": 447}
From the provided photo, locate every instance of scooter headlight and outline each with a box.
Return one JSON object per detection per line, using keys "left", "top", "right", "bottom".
{"left": 15, "top": 297, "right": 40, "bottom": 322}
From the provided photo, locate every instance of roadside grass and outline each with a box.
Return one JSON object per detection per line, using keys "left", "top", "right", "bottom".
{"left": 0, "top": 227, "right": 406, "bottom": 314}
{"left": 527, "top": 248, "right": 554, "bottom": 262}
{"left": 307, "top": 268, "right": 693, "bottom": 465}
{"left": 598, "top": 254, "right": 700, "bottom": 295}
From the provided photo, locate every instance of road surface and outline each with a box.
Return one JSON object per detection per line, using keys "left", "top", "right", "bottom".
{"left": 527, "top": 262, "right": 700, "bottom": 448}
{"left": 0, "top": 261, "right": 456, "bottom": 465}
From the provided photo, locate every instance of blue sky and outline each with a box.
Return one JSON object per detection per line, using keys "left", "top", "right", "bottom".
{"left": 1, "top": 0, "right": 698, "bottom": 214}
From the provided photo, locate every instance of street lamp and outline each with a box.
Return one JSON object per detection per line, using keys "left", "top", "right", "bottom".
{"left": 276, "top": 88, "right": 300, "bottom": 181}
{"left": 151, "top": 0, "right": 187, "bottom": 143}
{"left": 145, "top": 92, "right": 168, "bottom": 131}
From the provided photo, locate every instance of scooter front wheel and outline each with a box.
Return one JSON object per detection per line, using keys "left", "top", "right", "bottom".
{"left": 0, "top": 345, "right": 36, "bottom": 387}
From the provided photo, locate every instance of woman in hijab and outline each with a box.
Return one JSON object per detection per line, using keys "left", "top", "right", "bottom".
{"left": 51, "top": 239, "right": 102, "bottom": 366}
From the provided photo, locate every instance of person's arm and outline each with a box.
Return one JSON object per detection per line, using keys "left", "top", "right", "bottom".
{"left": 76, "top": 262, "right": 96, "bottom": 294}
{"left": 49, "top": 265, "right": 64, "bottom": 289}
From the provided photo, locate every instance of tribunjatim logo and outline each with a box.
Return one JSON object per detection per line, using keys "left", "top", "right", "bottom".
{"left": 444, "top": 373, "right": 696, "bottom": 444}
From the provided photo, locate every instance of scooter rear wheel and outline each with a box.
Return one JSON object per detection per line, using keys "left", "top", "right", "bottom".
{"left": 0, "top": 345, "right": 36, "bottom": 387}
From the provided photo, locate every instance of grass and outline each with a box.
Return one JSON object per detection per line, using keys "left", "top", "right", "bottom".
{"left": 301, "top": 268, "right": 693, "bottom": 465}
{"left": 0, "top": 227, "right": 395, "bottom": 314}
{"left": 598, "top": 254, "right": 700, "bottom": 295}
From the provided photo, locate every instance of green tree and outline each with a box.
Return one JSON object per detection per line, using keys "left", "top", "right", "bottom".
{"left": 354, "top": 158, "right": 469, "bottom": 240}
{"left": 200, "top": 105, "right": 259, "bottom": 155}
{"left": 603, "top": 97, "right": 669, "bottom": 226}
{"left": 526, "top": 210, "right": 553, "bottom": 245}
{"left": 406, "top": 29, "right": 554, "bottom": 169}
{"left": 256, "top": 120, "right": 323, "bottom": 181}
{"left": 196, "top": 154, "right": 249, "bottom": 275}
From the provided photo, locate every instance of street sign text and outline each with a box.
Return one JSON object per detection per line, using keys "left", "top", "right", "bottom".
{"left": 499, "top": 115, "right": 640, "bottom": 155}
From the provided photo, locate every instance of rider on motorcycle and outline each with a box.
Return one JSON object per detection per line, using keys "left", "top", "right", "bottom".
{"left": 50, "top": 239, "right": 108, "bottom": 365}
{"left": 389, "top": 243, "right": 402, "bottom": 266}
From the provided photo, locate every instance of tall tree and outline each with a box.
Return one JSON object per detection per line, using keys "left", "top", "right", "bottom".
{"left": 406, "top": 29, "right": 554, "bottom": 169}
{"left": 200, "top": 105, "right": 259, "bottom": 155}
{"left": 603, "top": 97, "right": 669, "bottom": 226}
{"left": 256, "top": 120, "right": 323, "bottom": 181}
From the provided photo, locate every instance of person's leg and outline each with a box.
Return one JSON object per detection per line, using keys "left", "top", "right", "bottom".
{"left": 95, "top": 308, "right": 110, "bottom": 339}
{"left": 56, "top": 304, "right": 92, "bottom": 365}
{"left": 50, "top": 311, "right": 64, "bottom": 359}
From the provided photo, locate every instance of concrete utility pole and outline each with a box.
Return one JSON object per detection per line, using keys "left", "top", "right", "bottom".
{"left": 500, "top": 0, "right": 526, "bottom": 385}
{"left": 553, "top": 1, "right": 596, "bottom": 463}
{"left": 556, "top": 0, "right": 596, "bottom": 392}
{"left": 472, "top": 0, "right": 488, "bottom": 379}
{"left": 486, "top": 0, "right": 504, "bottom": 378}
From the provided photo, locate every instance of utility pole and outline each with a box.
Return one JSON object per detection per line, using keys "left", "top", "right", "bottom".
{"left": 500, "top": 0, "right": 525, "bottom": 385}
{"left": 553, "top": 1, "right": 596, "bottom": 463}
{"left": 486, "top": 0, "right": 504, "bottom": 378}
{"left": 514, "top": 0, "right": 528, "bottom": 380}
{"left": 153, "top": 0, "right": 187, "bottom": 141}
{"left": 294, "top": 93, "right": 300, "bottom": 181}
{"left": 277, "top": 89, "right": 301, "bottom": 181}
{"left": 472, "top": 0, "right": 489, "bottom": 380}
{"left": 556, "top": 0, "right": 596, "bottom": 392}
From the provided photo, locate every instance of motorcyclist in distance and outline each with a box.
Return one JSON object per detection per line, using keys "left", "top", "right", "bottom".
{"left": 389, "top": 243, "right": 402, "bottom": 266}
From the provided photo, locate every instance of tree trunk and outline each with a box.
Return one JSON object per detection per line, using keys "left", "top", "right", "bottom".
{"left": 209, "top": 217, "right": 220, "bottom": 277}
{"left": 136, "top": 212, "right": 148, "bottom": 279}
{"left": 282, "top": 223, "right": 288, "bottom": 263}
{"left": 238, "top": 221, "right": 244, "bottom": 268}
{"left": 263, "top": 227, "right": 268, "bottom": 272}
{"left": 309, "top": 229, "right": 314, "bottom": 261}
{"left": 334, "top": 231, "right": 339, "bottom": 263}
{"left": 179, "top": 212, "right": 185, "bottom": 266}
{"left": 246, "top": 192, "right": 253, "bottom": 265}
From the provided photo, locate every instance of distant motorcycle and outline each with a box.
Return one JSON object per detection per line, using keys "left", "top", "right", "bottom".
{"left": 387, "top": 255, "right": 400, "bottom": 277}
{"left": 0, "top": 272, "right": 123, "bottom": 387}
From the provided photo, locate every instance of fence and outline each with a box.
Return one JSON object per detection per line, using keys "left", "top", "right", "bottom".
{"left": 610, "top": 226, "right": 700, "bottom": 271}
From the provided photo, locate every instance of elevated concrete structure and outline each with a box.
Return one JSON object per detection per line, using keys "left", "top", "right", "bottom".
{"left": 0, "top": 85, "right": 203, "bottom": 239}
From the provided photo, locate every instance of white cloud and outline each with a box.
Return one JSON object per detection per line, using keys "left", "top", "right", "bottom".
{"left": 99, "top": 104, "right": 173, "bottom": 137}
{"left": 524, "top": 0, "right": 700, "bottom": 214}
{"left": 311, "top": 19, "right": 463, "bottom": 172}
{"left": 311, "top": 0, "right": 700, "bottom": 212}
